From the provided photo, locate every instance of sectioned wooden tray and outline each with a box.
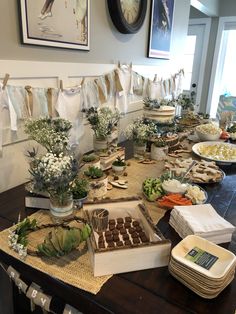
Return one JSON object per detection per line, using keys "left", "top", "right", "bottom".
{"left": 83, "top": 197, "right": 171, "bottom": 276}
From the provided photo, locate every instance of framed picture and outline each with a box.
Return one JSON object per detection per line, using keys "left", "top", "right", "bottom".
{"left": 19, "top": 0, "right": 90, "bottom": 50}
{"left": 148, "top": 0, "right": 175, "bottom": 59}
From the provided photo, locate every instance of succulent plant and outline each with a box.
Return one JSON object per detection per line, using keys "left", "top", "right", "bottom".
{"left": 112, "top": 156, "right": 126, "bottom": 167}
{"left": 71, "top": 177, "right": 89, "bottom": 199}
{"left": 82, "top": 154, "right": 98, "bottom": 163}
{"left": 37, "top": 224, "right": 91, "bottom": 257}
{"left": 84, "top": 166, "right": 104, "bottom": 179}
{"left": 153, "top": 138, "right": 167, "bottom": 147}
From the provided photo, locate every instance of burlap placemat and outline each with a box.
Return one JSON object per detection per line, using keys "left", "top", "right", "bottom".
{"left": 0, "top": 210, "right": 112, "bottom": 295}
{"left": 1, "top": 155, "right": 192, "bottom": 295}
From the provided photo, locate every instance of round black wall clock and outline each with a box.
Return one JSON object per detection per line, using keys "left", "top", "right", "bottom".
{"left": 107, "top": 0, "right": 147, "bottom": 34}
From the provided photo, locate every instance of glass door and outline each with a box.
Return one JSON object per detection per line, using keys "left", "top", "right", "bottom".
{"left": 183, "top": 19, "right": 211, "bottom": 112}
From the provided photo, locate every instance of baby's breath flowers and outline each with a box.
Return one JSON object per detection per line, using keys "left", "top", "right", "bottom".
{"left": 25, "top": 117, "right": 72, "bottom": 154}
{"left": 8, "top": 218, "right": 37, "bottom": 259}
{"left": 124, "top": 118, "right": 157, "bottom": 145}
{"left": 29, "top": 152, "right": 78, "bottom": 203}
{"left": 83, "top": 107, "right": 121, "bottom": 140}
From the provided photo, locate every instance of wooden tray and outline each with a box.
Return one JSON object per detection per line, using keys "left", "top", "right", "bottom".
{"left": 83, "top": 198, "right": 171, "bottom": 276}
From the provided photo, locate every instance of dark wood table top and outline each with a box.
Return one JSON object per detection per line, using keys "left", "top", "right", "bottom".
{"left": 0, "top": 163, "right": 236, "bottom": 314}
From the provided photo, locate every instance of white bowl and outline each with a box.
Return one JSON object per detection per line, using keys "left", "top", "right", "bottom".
{"left": 195, "top": 129, "right": 222, "bottom": 141}
{"left": 162, "top": 179, "right": 188, "bottom": 194}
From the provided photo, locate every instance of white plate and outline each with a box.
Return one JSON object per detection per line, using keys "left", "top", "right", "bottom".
{"left": 192, "top": 141, "right": 236, "bottom": 164}
{"left": 186, "top": 184, "right": 208, "bottom": 204}
{"left": 171, "top": 235, "right": 236, "bottom": 279}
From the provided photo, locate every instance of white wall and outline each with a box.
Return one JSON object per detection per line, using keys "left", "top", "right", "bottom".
{"left": 0, "top": 0, "right": 190, "bottom": 67}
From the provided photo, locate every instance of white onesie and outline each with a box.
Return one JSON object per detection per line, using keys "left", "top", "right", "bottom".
{"left": 115, "top": 64, "right": 134, "bottom": 114}
{"left": 7, "top": 85, "right": 29, "bottom": 120}
{"left": 55, "top": 86, "right": 84, "bottom": 148}
{"left": 0, "top": 83, "right": 18, "bottom": 153}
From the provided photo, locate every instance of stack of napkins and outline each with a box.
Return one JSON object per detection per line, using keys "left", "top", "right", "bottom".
{"left": 169, "top": 204, "right": 235, "bottom": 244}
{"left": 169, "top": 235, "right": 236, "bottom": 298}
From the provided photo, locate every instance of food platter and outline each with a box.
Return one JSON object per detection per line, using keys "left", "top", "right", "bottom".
{"left": 192, "top": 141, "right": 236, "bottom": 164}
{"left": 164, "top": 158, "right": 225, "bottom": 184}
{"left": 142, "top": 177, "right": 208, "bottom": 208}
{"left": 156, "top": 184, "right": 208, "bottom": 209}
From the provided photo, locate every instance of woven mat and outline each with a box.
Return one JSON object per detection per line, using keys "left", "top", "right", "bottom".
{"left": 0, "top": 210, "right": 112, "bottom": 295}
{"left": 0, "top": 151, "right": 193, "bottom": 295}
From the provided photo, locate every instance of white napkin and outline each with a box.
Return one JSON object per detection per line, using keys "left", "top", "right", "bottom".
{"left": 169, "top": 204, "right": 235, "bottom": 244}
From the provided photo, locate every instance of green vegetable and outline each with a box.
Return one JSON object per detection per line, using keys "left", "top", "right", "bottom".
{"left": 37, "top": 225, "right": 91, "bottom": 257}
{"left": 142, "top": 178, "right": 164, "bottom": 202}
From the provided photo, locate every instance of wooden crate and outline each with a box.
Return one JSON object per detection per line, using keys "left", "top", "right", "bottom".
{"left": 99, "top": 148, "right": 125, "bottom": 170}
{"left": 83, "top": 198, "right": 171, "bottom": 276}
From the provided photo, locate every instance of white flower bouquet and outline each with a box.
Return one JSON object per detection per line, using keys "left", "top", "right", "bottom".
{"left": 124, "top": 118, "right": 156, "bottom": 145}
{"left": 84, "top": 107, "right": 121, "bottom": 140}
{"left": 29, "top": 152, "right": 78, "bottom": 204}
{"left": 24, "top": 117, "right": 72, "bottom": 154}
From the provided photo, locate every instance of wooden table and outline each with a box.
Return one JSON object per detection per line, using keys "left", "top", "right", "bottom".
{"left": 0, "top": 162, "right": 236, "bottom": 314}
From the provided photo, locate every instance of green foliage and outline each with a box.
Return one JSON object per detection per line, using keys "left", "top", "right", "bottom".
{"left": 82, "top": 154, "right": 97, "bottom": 163}
{"left": 84, "top": 166, "right": 104, "bottom": 179}
{"left": 198, "top": 112, "right": 210, "bottom": 119}
{"left": 143, "top": 97, "right": 161, "bottom": 109}
{"left": 142, "top": 178, "right": 164, "bottom": 201}
{"left": 143, "top": 97, "right": 175, "bottom": 110}
{"left": 15, "top": 218, "right": 37, "bottom": 247}
{"left": 112, "top": 156, "right": 126, "bottom": 167}
{"left": 37, "top": 224, "right": 91, "bottom": 257}
{"left": 71, "top": 177, "right": 89, "bottom": 199}
{"left": 177, "top": 94, "right": 194, "bottom": 111}
{"left": 153, "top": 137, "right": 167, "bottom": 147}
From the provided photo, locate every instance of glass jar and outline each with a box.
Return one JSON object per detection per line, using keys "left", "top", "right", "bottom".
{"left": 49, "top": 192, "right": 73, "bottom": 218}
{"left": 133, "top": 141, "right": 147, "bottom": 159}
{"left": 93, "top": 136, "right": 108, "bottom": 154}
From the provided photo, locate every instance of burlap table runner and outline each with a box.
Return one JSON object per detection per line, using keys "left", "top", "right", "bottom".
{"left": 0, "top": 156, "right": 189, "bottom": 295}
{"left": 0, "top": 210, "right": 112, "bottom": 294}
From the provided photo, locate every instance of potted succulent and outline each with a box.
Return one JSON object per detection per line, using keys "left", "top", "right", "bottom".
{"left": 80, "top": 153, "right": 100, "bottom": 172}
{"left": 71, "top": 177, "right": 89, "bottom": 209}
{"left": 84, "top": 166, "right": 108, "bottom": 199}
{"left": 112, "top": 156, "right": 126, "bottom": 173}
{"left": 151, "top": 138, "right": 168, "bottom": 161}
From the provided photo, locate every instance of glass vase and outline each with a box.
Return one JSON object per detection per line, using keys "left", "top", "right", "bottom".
{"left": 49, "top": 192, "right": 73, "bottom": 218}
{"left": 133, "top": 142, "right": 147, "bottom": 159}
{"left": 93, "top": 136, "right": 108, "bottom": 154}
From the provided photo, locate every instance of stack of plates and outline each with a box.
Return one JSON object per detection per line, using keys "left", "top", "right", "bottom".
{"left": 169, "top": 235, "right": 236, "bottom": 298}
{"left": 169, "top": 204, "right": 235, "bottom": 244}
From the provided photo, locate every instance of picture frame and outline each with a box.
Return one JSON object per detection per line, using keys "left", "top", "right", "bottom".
{"left": 19, "top": 0, "right": 90, "bottom": 51}
{"left": 148, "top": 0, "right": 175, "bottom": 59}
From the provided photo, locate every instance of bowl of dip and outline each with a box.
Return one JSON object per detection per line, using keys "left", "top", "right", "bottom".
{"left": 162, "top": 179, "right": 188, "bottom": 194}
